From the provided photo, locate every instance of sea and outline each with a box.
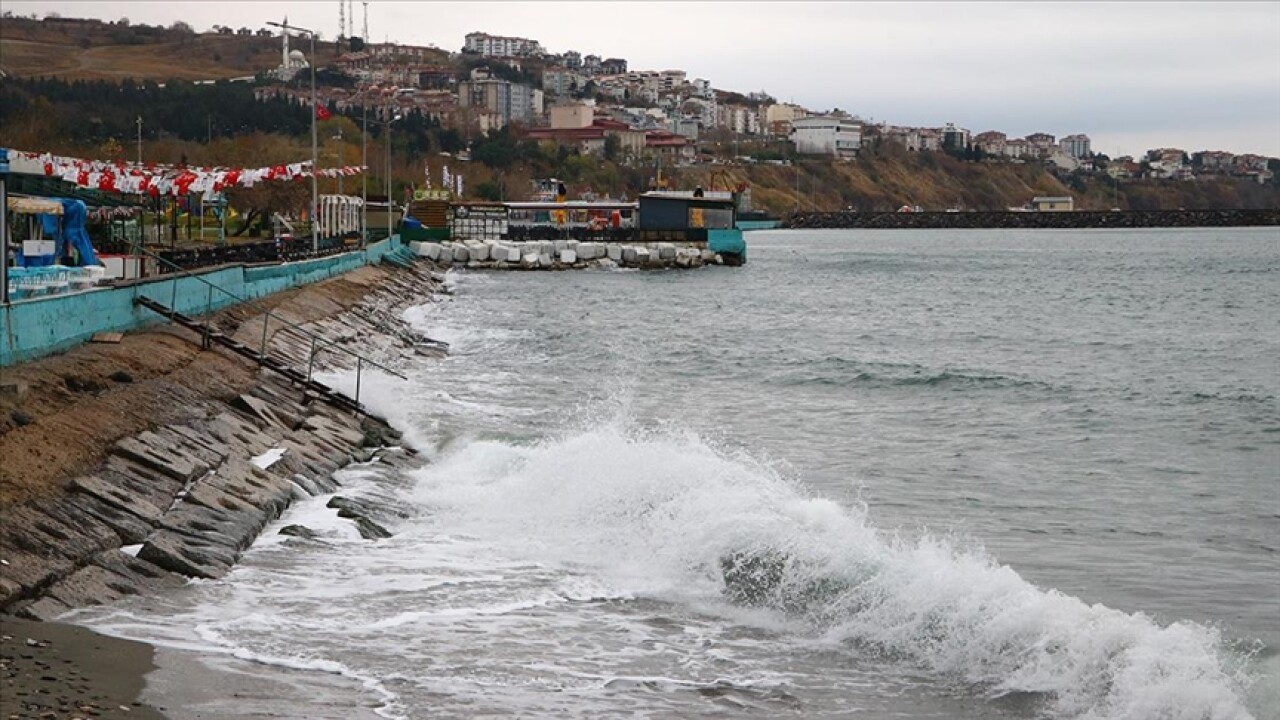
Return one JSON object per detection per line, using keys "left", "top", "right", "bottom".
{"left": 72, "top": 228, "right": 1279, "bottom": 719}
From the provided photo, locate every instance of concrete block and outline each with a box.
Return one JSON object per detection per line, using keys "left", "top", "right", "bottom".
{"left": 608, "top": 245, "right": 624, "bottom": 261}
{"left": 622, "top": 247, "right": 639, "bottom": 264}
{"left": 658, "top": 243, "right": 677, "bottom": 260}
{"left": 560, "top": 249, "right": 578, "bottom": 264}
{"left": 137, "top": 530, "right": 238, "bottom": 579}
{"left": 451, "top": 245, "right": 470, "bottom": 263}
{"left": 418, "top": 243, "right": 442, "bottom": 261}
{"left": 113, "top": 436, "right": 210, "bottom": 484}
{"left": 635, "top": 248, "right": 652, "bottom": 265}
{"left": 467, "top": 243, "right": 490, "bottom": 261}
{"left": 538, "top": 253, "right": 553, "bottom": 268}
{"left": 554, "top": 240, "right": 569, "bottom": 252}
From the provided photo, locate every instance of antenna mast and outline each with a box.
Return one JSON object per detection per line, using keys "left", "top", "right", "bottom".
{"left": 362, "top": 1, "right": 369, "bottom": 42}
{"left": 339, "top": 0, "right": 345, "bottom": 40}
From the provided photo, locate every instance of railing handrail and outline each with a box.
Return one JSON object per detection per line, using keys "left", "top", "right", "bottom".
{"left": 130, "top": 242, "right": 408, "bottom": 381}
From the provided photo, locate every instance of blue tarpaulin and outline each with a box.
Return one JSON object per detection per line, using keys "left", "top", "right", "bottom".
{"left": 19, "top": 198, "right": 99, "bottom": 267}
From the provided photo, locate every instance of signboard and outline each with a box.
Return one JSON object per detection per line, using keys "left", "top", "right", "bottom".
{"left": 415, "top": 189, "right": 451, "bottom": 201}
{"left": 453, "top": 205, "right": 507, "bottom": 220}
{"left": 23, "top": 240, "right": 55, "bottom": 257}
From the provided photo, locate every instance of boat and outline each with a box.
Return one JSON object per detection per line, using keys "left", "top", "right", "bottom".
{"left": 736, "top": 209, "right": 782, "bottom": 231}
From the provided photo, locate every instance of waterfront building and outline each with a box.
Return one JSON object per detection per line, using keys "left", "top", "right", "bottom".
{"left": 1031, "top": 196, "right": 1075, "bottom": 212}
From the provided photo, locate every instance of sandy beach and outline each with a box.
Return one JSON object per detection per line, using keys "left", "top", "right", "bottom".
{"left": 1, "top": 615, "right": 166, "bottom": 720}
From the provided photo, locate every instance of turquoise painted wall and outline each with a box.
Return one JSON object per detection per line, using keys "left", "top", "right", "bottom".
{"left": 1, "top": 238, "right": 399, "bottom": 367}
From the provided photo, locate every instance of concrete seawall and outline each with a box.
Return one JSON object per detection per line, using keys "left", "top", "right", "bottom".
{"left": 783, "top": 208, "right": 1280, "bottom": 230}
{"left": 0, "top": 258, "right": 443, "bottom": 626}
{"left": 1, "top": 238, "right": 405, "bottom": 367}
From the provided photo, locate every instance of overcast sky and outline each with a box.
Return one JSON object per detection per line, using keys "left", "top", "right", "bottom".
{"left": 9, "top": 1, "right": 1280, "bottom": 157}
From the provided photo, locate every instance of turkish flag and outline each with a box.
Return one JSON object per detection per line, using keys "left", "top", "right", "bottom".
{"left": 316, "top": 104, "right": 331, "bottom": 121}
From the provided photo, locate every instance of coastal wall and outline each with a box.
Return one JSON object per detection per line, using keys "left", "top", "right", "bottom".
{"left": 1, "top": 238, "right": 402, "bottom": 367}
{"left": 783, "top": 208, "right": 1280, "bottom": 230}
{"left": 0, "top": 258, "right": 440, "bottom": 625}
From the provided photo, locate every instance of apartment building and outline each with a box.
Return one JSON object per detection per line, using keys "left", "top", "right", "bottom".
{"left": 1059, "top": 133, "right": 1092, "bottom": 159}
{"left": 464, "top": 32, "right": 544, "bottom": 57}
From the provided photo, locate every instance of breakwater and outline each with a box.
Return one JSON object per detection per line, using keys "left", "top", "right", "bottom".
{"left": 0, "top": 259, "right": 442, "bottom": 626}
{"left": 411, "top": 238, "right": 735, "bottom": 269}
{"left": 783, "top": 208, "right": 1280, "bottom": 230}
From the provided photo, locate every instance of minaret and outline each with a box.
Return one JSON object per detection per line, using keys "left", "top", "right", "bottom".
{"left": 362, "top": 1, "right": 369, "bottom": 42}
{"left": 281, "top": 16, "right": 289, "bottom": 67}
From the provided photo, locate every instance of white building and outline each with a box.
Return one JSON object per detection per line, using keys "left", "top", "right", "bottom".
{"left": 791, "top": 116, "right": 862, "bottom": 158}
{"left": 1060, "top": 133, "right": 1092, "bottom": 159}
{"left": 464, "top": 32, "right": 544, "bottom": 57}
{"left": 271, "top": 19, "right": 310, "bottom": 82}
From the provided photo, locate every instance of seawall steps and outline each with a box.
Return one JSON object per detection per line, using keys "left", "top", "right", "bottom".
{"left": 0, "top": 375, "right": 416, "bottom": 621}
{"left": 0, "top": 260, "right": 447, "bottom": 620}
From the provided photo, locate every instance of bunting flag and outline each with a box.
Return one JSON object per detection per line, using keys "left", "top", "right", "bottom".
{"left": 3, "top": 149, "right": 365, "bottom": 198}
{"left": 441, "top": 165, "right": 451, "bottom": 191}
{"left": 455, "top": 174, "right": 463, "bottom": 197}
{"left": 316, "top": 104, "right": 331, "bottom": 121}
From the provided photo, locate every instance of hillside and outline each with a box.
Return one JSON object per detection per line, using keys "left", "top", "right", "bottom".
{"left": 0, "top": 16, "right": 339, "bottom": 81}
{"left": 2, "top": 15, "right": 1276, "bottom": 216}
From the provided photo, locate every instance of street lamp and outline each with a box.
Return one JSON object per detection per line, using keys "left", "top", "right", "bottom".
{"left": 266, "top": 20, "right": 318, "bottom": 254}
{"left": 370, "top": 111, "right": 401, "bottom": 242}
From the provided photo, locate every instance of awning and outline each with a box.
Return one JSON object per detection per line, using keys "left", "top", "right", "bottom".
{"left": 7, "top": 196, "right": 64, "bottom": 215}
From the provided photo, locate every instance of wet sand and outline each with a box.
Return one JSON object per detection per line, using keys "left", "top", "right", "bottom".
{"left": 0, "top": 615, "right": 166, "bottom": 720}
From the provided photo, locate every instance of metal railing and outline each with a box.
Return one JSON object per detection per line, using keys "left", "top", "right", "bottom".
{"left": 129, "top": 243, "right": 407, "bottom": 407}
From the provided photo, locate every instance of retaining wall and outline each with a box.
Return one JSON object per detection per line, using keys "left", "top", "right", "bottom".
{"left": 1, "top": 238, "right": 399, "bottom": 367}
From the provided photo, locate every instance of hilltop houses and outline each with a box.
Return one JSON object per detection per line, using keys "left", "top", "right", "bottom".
{"left": 240, "top": 25, "right": 1275, "bottom": 181}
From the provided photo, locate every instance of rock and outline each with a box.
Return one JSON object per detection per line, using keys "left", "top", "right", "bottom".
{"left": 63, "top": 375, "right": 106, "bottom": 393}
{"left": 278, "top": 525, "right": 317, "bottom": 539}
{"left": 230, "top": 394, "right": 299, "bottom": 431}
{"left": 111, "top": 436, "right": 209, "bottom": 485}
{"left": 9, "top": 410, "right": 33, "bottom": 427}
{"left": 108, "top": 371, "right": 134, "bottom": 384}
{"left": 352, "top": 516, "right": 392, "bottom": 540}
{"left": 136, "top": 530, "right": 238, "bottom": 580}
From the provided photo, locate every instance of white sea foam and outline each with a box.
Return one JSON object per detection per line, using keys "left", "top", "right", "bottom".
{"left": 406, "top": 422, "right": 1260, "bottom": 719}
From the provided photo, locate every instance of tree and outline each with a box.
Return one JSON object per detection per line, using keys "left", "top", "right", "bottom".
{"left": 475, "top": 180, "right": 503, "bottom": 201}
{"left": 170, "top": 20, "right": 194, "bottom": 33}
{"left": 603, "top": 134, "right": 621, "bottom": 162}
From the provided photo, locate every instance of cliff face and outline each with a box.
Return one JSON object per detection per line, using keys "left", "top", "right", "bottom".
{"left": 676, "top": 152, "right": 1280, "bottom": 217}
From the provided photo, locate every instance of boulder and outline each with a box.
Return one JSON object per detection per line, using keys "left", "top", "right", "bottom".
{"left": 279, "top": 525, "right": 318, "bottom": 539}
{"left": 137, "top": 530, "right": 239, "bottom": 579}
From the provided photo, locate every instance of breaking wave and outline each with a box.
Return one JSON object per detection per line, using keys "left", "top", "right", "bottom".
{"left": 406, "top": 422, "right": 1261, "bottom": 720}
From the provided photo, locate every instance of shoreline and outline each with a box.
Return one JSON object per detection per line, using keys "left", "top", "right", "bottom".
{"left": 1, "top": 616, "right": 166, "bottom": 720}
{"left": 0, "top": 257, "right": 444, "bottom": 718}
{"left": 783, "top": 207, "right": 1280, "bottom": 230}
